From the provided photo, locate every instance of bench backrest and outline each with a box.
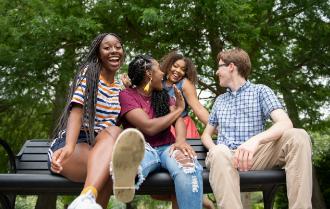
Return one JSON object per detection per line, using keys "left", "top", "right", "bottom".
{"left": 16, "top": 140, "right": 50, "bottom": 174}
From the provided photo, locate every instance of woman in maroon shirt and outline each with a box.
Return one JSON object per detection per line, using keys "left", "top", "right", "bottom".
{"left": 112, "top": 55, "right": 203, "bottom": 209}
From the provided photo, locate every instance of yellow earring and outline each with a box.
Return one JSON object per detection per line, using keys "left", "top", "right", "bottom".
{"left": 143, "top": 80, "right": 151, "bottom": 94}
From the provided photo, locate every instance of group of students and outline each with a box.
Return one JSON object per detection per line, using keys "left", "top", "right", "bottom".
{"left": 47, "top": 33, "right": 313, "bottom": 209}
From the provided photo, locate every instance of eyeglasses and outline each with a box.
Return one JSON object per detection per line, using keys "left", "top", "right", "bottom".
{"left": 218, "top": 63, "right": 228, "bottom": 68}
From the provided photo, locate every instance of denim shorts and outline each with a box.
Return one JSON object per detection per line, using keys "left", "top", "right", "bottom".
{"left": 47, "top": 130, "right": 94, "bottom": 171}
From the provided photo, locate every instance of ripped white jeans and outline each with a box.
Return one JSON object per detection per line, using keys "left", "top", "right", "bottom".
{"left": 136, "top": 143, "right": 203, "bottom": 209}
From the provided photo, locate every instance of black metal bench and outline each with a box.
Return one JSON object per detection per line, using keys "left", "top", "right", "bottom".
{"left": 0, "top": 138, "right": 286, "bottom": 209}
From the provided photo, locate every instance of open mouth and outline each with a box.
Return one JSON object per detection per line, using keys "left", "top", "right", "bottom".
{"left": 109, "top": 56, "right": 121, "bottom": 66}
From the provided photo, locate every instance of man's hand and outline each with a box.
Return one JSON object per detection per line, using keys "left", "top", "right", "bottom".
{"left": 233, "top": 138, "right": 260, "bottom": 171}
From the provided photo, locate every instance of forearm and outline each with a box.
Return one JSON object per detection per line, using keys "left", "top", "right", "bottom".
{"left": 195, "top": 107, "right": 209, "bottom": 126}
{"left": 201, "top": 124, "right": 217, "bottom": 150}
{"left": 65, "top": 106, "right": 83, "bottom": 149}
{"left": 251, "top": 120, "right": 293, "bottom": 144}
{"left": 142, "top": 108, "right": 183, "bottom": 136}
{"left": 174, "top": 117, "right": 186, "bottom": 144}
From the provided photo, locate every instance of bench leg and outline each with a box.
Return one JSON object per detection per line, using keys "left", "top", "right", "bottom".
{"left": 0, "top": 194, "right": 15, "bottom": 209}
{"left": 35, "top": 195, "right": 57, "bottom": 209}
{"left": 263, "top": 185, "right": 278, "bottom": 209}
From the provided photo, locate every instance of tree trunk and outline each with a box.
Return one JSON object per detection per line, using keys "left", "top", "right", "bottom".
{"left": 241, "top": 192, "right": 252, "bottom": 209}
{"left": 312, "top": 166, "right": 327, "bottom": 209}
{"left": 281, "top": 87, "right": 302, "bottom": 128}
{"left": 49, "top": 46, "right": 76, "bottom": 137}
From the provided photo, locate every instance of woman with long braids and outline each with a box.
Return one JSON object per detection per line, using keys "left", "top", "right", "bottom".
{"left": 48, "top": 33, "right": 126, "bottom": 209}
{"left": 112, "top": 55, "right": 203, "bottom": 209}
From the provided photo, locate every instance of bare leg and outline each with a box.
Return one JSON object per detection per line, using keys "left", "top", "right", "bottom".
{"left": 59, "top": 143, "right": 89, "bottom": 182}
{"left": 59, "top": 126, "right": 121, "bottom": 208}
{"left": 97, "top": 178, "right": 113, "bottom": 208}
{"left": 84, "top": 126, "right": 121, "bottom": 190}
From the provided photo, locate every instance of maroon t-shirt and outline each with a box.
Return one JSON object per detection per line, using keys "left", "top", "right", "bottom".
{"left": 119, "top": 88, "right": 175, "bottom": 147}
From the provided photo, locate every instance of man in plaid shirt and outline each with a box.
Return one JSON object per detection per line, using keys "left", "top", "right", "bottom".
{"left": 201, "top": 48, "right": 312, "bottom": 209}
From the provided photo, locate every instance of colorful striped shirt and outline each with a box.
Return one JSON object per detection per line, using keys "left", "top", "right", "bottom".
{"left": 72, "top": 74, "right": 122, "bottom": 133}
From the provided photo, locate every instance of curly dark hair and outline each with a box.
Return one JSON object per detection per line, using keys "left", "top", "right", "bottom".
{"left": 53, "top": 33, "right": 124, "bottom": 145}
{"left": 160, "top": 51, "right": 198, "bottom": 84}
{"left": 128, "top": 55, "right": 170, "bottom": 117}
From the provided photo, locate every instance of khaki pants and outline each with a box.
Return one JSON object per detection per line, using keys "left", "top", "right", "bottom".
{"left": 205, "top": 128, "right": 312, "bottom": 209}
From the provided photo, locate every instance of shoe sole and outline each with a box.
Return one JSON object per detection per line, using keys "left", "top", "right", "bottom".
{"left": 112, "top": 128, "right": 145, "bottom": 203}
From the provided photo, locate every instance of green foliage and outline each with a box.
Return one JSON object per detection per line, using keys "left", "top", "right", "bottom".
{"left": 0, "top": 0, "right": 329, "bottom": 207}
{"left": 129, "top": 195, "right": 171, "bottom": 208}
{"left": 312, "top": 128, "right": 330, "bottom": 208}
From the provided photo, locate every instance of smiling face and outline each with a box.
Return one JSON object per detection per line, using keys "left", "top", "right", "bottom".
{"left": 167, "top": 59, "right": 186, "bottom": 84}
{"left": 216, "top": 59, "right": 231, "bottom": 87}
{"left": 99, "top": 34, "right": 124, "bottom": 72}
{"left": 150, "top": 59, "right": 165, "bottom": 91}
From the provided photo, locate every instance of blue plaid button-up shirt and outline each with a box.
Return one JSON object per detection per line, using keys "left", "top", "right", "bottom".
{"left": 208, "top": 81, "right": 283, "bottom": 150}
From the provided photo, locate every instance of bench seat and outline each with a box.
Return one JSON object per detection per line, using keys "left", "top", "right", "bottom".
{"left": 0, "top": 139, "right": 286, "bottom": 209}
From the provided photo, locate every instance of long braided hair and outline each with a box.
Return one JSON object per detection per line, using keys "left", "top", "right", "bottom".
{"left": 53, "top": 33, "right": 123, "bottom": 145}
{"left": 128, "top": 55, "right": 170, "bottom": 117}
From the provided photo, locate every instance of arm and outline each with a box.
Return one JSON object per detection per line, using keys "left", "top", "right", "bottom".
{"left": 51, "top": 104, "right": 83, "bottom": 173}
{"left": 201, "top": 123, "right": 217, "bottom": 150}
{"left": 173, "top": 115, "right": 187, "bottom": 144}
{"left": 170, "top": 116, "right": 197, "bottom": 158}
{"left": 247, "top": 109, "right": 293, "bottom": 144}
{"left": 233, "top": 108, "right": 293, "bottom": 171}
{"left": 124, "top": 85, "right": 185, "bottom": 136}
{"left": 124, "top": 106, "right": 183, "bottom": 136}
{"left": 182, "top": 79, "right": 209, "bottom": 125}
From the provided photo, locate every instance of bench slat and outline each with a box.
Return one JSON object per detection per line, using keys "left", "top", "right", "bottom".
{"left": 21, "top": 147, "right": 48, "bottom": 154}
{"left": 25, "top": 141, "right": 50, "bottom": 147}
{"left": 16, "top": 162, "right": 48, "bottom": 170}
{"left": 20, "top": 154, "right": 48, "bottom": 161}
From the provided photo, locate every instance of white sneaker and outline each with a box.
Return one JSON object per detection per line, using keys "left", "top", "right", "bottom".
{"left": 68, "top": 190, "right": 102, "bottom": 209}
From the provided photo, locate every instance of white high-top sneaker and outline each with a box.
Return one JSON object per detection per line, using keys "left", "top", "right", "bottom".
{"left": 68, "top": 190, "right": 102, "bottom": 209}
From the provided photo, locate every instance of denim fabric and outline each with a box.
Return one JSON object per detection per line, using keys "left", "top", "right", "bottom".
{"left": 47, "top": 131, "right": 93, "bottom": 171}
{"left": 137, "top": 144, "right": 203, "bottom": 209}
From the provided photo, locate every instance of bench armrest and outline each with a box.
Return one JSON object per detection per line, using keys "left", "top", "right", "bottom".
{"left": 0, "top": 139, "right": 16, "bottom": 173}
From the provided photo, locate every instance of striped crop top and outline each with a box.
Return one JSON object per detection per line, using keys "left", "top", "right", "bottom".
{"left": 71, "top": 74, "right": 122, "bottom": 133}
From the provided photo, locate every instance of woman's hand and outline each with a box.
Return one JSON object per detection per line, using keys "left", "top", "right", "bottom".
{"left": 170, "top": 141, "right": 196, "bottom": 159}
{"left": 173, "top": 84, "right": 185, "bottom": 111}
{"left": 50, "top": 145, "right": 74, "bottom": 173}
{"left": 121, "top": 73, "right": 132, "bottom": 88}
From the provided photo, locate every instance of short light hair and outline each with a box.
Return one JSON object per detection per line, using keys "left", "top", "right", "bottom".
{"left": 217, "top": 48, "right": 251, "bottom": 79}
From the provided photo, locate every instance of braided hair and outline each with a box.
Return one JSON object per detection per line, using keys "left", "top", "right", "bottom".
{"left": 53, "top": 33, "right": 123, "bottom": 145}
{"left": 128, "top": 55, "right": 170, "bottom": 117}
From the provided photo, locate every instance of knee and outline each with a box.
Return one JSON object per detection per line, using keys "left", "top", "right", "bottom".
{"left": 283, "top": 128, "right": 311, "bottom": 148}
{"left": 172, "top": 150, "right": 202, "bottom": 174}
{"left": 106, "top": 126, "right": 122, "bottom": 138}
{"left": 211, "top": 144, "right": 232, "bottom": 163}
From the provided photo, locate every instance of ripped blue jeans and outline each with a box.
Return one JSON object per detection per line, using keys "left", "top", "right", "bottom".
{"left": 137, "top": 144, "right": 203, "bottom": 209}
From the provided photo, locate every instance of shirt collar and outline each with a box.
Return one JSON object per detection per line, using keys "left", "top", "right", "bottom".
{"left": 226, "top": 80, "right": 250, "bottom": 95}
